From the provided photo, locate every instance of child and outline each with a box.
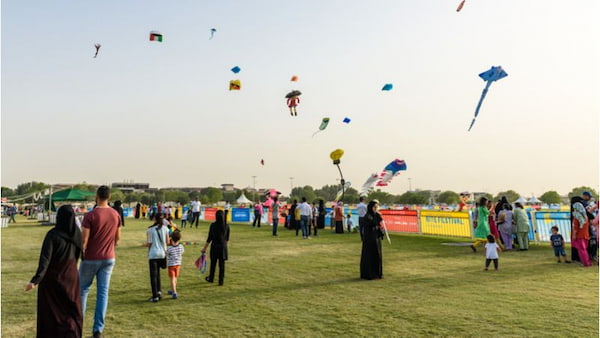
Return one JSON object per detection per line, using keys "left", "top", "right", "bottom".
{"left": 484, "top": 234, "right": 501, "bottom": 271}
{"left": 167, "top": 230, "right": 184, "bottom": 299}
{"left": 550, "top": 226, "right": 571, "bottom": 263}
{"left": 346, "top": 214, "right": 354, "bottom": 233}
{"left": 181, "top": 209, "right": 188, "bottom": 228}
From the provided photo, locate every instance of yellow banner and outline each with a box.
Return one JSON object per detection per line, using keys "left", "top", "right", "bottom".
{"left": 419, "top": 211, "right": 472, "bottom": 238}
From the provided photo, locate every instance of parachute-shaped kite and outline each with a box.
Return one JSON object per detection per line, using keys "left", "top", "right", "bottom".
{"left": 263, "top": 189, "right": 282, "bottom": 207}
{"left": 376, "top": 159, "right": 407, "bottom": 187}
{"left": 93, "top": 43, "right": 101, "bottom": 58}
{"left": 231, "top": 66, "right": 241, "bottom": 74}
{"left": 229, "top": 79, "right": 241, "bottom": 90}
{"left": 360, "top": 173, "right": 380, "bottom": 196}
{"left": 467, "top": 66, "right": 508, "bottom": 131}
{"left": 335, "top": 181, "right": 352, "bottom": 201}
{"left": 149, "top": 31, "right": 163, "bottom": 42}
{"left": 456, "top": 0, "right": 465, "bottom": 12}
{"left": 312, "top": 118, "right": 330, "bottom": 137}
{"left": 195, "top": 253, "right": 207, "bottom": 274}
{"left": 381, "top": 83, "right": 393, "bottom": 91}
{"left": 290, "top": 75, "right": 298, "bottom": 82}
{"left": 209, "top": 28, "right": 217, "bottom": 40}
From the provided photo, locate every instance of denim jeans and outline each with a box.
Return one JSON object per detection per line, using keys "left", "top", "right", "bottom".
{"left": 272, "top": 217, "right": 278, "bottom": 235}
{"left": 79, "top": 259, "right": 115, "bottom": 333}
{"left": 300, "top": 215, "right": 309, "bottom": 237}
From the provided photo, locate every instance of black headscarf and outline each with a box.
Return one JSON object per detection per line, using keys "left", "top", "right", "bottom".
{"left": 54, "top": 205, "right": 82, "bottom": 259}
{"left": 215, "top": 210, "right": 225, "bottom": 229}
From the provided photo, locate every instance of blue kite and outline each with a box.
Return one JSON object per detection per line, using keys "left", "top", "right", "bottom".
{"left": 231, "top": 66, "right": 241, "bottom": 74}
{"left": 468, "top": 66, "right": 508, "bottom": 131}
{"left": 381, "top": 83, "right": 393, "bottom": 91}
{"left": 343, "top": 117, "right": 351, "bottom": 124}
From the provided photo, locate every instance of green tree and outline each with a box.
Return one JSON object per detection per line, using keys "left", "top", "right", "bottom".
{"left": 124, "top": 192, "right": 142, "bottom": 204}
{"left": 1, "top": 186, "right": 16, "bottom": 197}
{"left": 568, "top": 186, "right": 598, "bottom": 200}
{"left": 340, "top": 187, "right": 359, "bottom": 204}
{"left": 367, "top": 190, "right": 395, "bottom": 204}
{"left": 437, "top": 191, "right": 460, "bottom": 204}
{"left": 16, "top": 181, "right": 49, "bottom": 195}
{"left": 223, "top": 191, "right": 239, "bottom": 203}
{"left": 290, "top": 186, "right": 317, "bottom": 203}
{"left": 396, "top": 191, "right": 430, "bottom": 205}
{"left": 314, "top": 185, "right": 339, "bottom": 201}
{"left": 109, "top": 188, "right": 125, "bottom": 203}
{"left": 72, "top": 182, "right": 97, "bottom": 192}
{"left": 202, "top": 187, "right": 223, "bottom": 204}
{"left": 493, "top": 190, "right": 520, "bottom": 203}
{"left": 140, "top": 193, "right": 155, "bottom": 205}
{"left": 539, "top": 191, "right": 562, "bottom": 204}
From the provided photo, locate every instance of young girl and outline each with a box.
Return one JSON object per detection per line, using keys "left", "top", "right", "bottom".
{"left": 484, "top": 234, "right": 502, "bottom": 271}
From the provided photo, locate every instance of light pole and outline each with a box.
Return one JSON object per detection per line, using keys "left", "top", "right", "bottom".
{"left": 289, "top": 177, "right": 294, "bottom": 195}
{"left": 252, "top": 176, "right": 257, "bottom": 202}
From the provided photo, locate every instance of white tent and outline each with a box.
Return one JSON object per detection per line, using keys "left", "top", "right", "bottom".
{"left": 236, "top": 193, "right": 253, "bottom": 205}
{"left": 527, "top": 196, "right": 542, "bottom": 204}
{"left": 514, "top": 196, "right": 528, "bottom": 204}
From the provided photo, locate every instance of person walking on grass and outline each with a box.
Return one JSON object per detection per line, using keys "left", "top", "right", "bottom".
{"left": 513, "top": 203, "right": 530, "bottom": 251}
{"left": 191, "top": 199, "right": 201, "bottom": 228}
{"left": 271, "top": 196, "right": 281, "bottom": 236}
{"left": 470, "top": 197, "right": 490, "bottom": 252}
{"left": 201, "top": 210, "right": 230, "bottom": 286}
{"left": 571, "top": 197, "right": 591, "bottom": 267}
{"left": 146, "top": 213, "right": 169, "bottom": 302}
{"left": 79, "top": 186, "right": 121, "bottom": 338}
{"left": 26, "top": 205, "right": 83, "bottom": 338}
{"left": 497, "top": 203, "right": 514, "bottom": 250}
{"left": 8, "top": 205, "right": 17, "bottom": 223}
{"left": 360, "top": 200, "right": 384, "bottom": 280}
{"left": 484, "top": 235, "right": 501, "bottom": 271}
{"left": 334, "top": 201, "right": 344, "bottom": 234}
{"left": 550, "top": 226, "right": 571, "bottom": 263}
{"left": 167, "top": 230, "right": 184, "bottom": 299}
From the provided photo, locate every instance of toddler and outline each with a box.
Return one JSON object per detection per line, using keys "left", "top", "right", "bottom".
{"left": 484, "top": 234, "right": 501, "bottom": 271}
{"left": 167, "top": 230, "right": 184, "bottom": 299}
{"left": 550, "top": 226, "right": 571, "bottom": 263}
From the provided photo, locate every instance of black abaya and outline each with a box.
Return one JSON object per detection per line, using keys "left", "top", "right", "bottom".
{"left": 360, "top": 213, "right": 383, "bottom": 280}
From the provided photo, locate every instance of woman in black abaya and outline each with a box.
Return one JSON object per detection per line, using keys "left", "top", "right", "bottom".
{"left": 360, "top": 200, "right": 383, "bottom": 280}
{"left": 26, "top": 205, "right": 83, "bottom": 338}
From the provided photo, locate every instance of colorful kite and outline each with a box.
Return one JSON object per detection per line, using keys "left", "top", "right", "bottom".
{"left": 290, "top": 75, "right": 298, "bottom": 82}
{"left": 376, "top": 159, "right": 407, "bottom": 187}
{"left": 195, "top": 253, "right": 207, "bottom": 274}
{"left": 456, "top": 0, "right": 466, "bottom": 12}
{"left": 382, "top": 83, "right": 393, "bottom": 91}
{"left": 209, "top": 28, "right": 217, "bottom": 40}
{"left": 231, "top": 66, "right": 241, "bottom": 74}
{"left": 467, "top": 66, "right": 508, "bottom": 131}
{"left": 229, "top": 79, "right": 241, "bottom": 90}
{"left": 342, "top": 117, "right": 351, "bottom": 124}
{"left": 312, "top": 117, "right": 330, "bottom": 137}
{"left": 286, "top": 90, "right": 301, "bottom": 116}
{"left": 149, "top": 31, "right": 163, "bottom": 42}
{"left": 360, "top": 173, "right": 379, "bottom": 196}
{"left": 93, "top": 43, "right": 101, "bottom": 58}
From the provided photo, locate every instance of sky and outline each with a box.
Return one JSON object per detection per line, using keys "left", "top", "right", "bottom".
{"left": 1, "top": 0, "right": 598, "bottom": 197}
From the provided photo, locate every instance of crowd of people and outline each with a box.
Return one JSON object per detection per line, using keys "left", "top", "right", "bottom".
{"left": 22, "top": 187, "right": 598, "bottom": 337}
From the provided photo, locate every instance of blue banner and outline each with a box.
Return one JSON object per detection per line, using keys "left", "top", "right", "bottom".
{"left": 232, "top": 208, "right": 250, "bottom": 222}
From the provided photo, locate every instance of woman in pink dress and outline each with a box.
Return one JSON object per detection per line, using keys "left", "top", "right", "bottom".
{"left": 487, "top": 200, "right": 503, "bottom": 248}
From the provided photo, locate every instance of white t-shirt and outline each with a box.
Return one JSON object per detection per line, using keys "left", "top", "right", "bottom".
{"left": 192, "top": 201, "right": 201, "bottom": 212}
{"left": 485, "top": 243, "right": 499, "bottom": 259}
{"left": 147, "top": 225, "right": 169, "bottom": 259}
{"left": 356, "top": 203, "right": 367, "bottom": 217}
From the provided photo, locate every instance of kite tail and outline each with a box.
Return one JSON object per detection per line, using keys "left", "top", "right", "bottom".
{"left": 312, "top": 130, "right": 321, "bottom": 137}
{"left": 467, "top": 118, "right": 477, "bottom": 131}
{"left": 469, "top": 81, "right": 492, "bottom": 131}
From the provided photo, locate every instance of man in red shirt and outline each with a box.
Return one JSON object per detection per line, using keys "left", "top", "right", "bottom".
{"left": 79, "top": 186, "right": 121, "bottom": 338}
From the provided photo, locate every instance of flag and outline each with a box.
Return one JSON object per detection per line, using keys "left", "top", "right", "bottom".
{"left": 149, "top": 31, "right": 163, "bottom": 42}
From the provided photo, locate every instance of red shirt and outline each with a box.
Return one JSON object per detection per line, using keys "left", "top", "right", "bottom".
{"left": 334, "top": 206, "right": 344, "bottom": 221}
{"left": 82, "top": 207, "right": 121, "bottom": 260}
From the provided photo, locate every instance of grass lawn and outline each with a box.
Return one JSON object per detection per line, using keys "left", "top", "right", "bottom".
{"left": 2, "top": 215, "right": 598, "bottom": 337}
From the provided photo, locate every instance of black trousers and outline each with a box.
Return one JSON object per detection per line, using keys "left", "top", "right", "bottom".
{"left": 192, "top": 212, "right": 200, "bottom": 227}
{"left": 149, "top": 259, "right": 163, "bottom": 298}
{"left": 208, "top": 251, "right": 225, "bottom": 284}
{"left": 252, "top": 212, "right": 261, "bottom": 227}
{"left": 485, "top": 259, "right": 499, "bottom": 269}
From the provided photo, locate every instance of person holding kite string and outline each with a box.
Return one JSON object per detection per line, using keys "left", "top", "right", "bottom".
{"left": 201, "top": 210, "right": 230, "bottom": 285}
{"left": 360, "top": 200, "right": 384, "bottom": 280}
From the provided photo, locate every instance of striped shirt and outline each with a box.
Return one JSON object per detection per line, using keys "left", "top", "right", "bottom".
{"left": 167, "top": 244, "right": 184, "bottom": 267}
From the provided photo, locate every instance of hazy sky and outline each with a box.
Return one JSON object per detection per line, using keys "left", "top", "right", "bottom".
{"left": 1, "top": 0, "right": 598, "bottom": 197}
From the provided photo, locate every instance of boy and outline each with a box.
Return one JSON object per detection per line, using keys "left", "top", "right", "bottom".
{"left": 167, "top": 230, "right": 184, "bottom": 299}
{"left": 346, "top": 214, "right": 354, "bottom": 233}
{"left": 550, "top": 226, "right": 571, "bottom": 263}
{"left": 181, "top": 209, "right": 188, "bottom": 228}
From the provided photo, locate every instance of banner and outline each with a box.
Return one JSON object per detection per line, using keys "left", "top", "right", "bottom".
{"left": 534, "top": 211, "right": 571, "bottom": 243}
{"left": 420, "top": 211, "right": 472, "bottom": 238}
{"left": 231, "top": 208, "right": 250, "bottom": 222}
{"left": 203, "top": 207, "right": 217, "bottom": 221}
{"left": 380, "top": 210, "right": 419, "bottom": 233}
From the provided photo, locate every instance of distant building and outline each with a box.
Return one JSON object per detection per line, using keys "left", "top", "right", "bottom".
{"left": 221, "top": 184, "right": 235, "bottom": 192}
{"left": 111, "top": 182, "right": 150, "bottom": 193}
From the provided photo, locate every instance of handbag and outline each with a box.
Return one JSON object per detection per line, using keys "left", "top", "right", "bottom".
{"left": 156, "top": 227, "right": 168, "bottom": 269}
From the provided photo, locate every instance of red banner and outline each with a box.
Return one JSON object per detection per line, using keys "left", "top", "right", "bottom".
{"left": 203, "top": 207, "right": 217, "bottom": 221}
{"left": 380, "top": 210, "right": 419, "bottom": 233}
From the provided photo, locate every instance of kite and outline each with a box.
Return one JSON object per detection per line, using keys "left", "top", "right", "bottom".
{"left": 149, "top": 31, "right": 163, "bottom": 42}
{"left": 260, "top": 159, "right": 264, "bottom": 166}
{"left": 286, "top": 90, "right": 301, "bottom": 116}
{"left": 290, "top": 75, "right": 298, "bottom": 82}
{"left": 376, "top": 159, "right": 407, "bottom": 187}
{"left": 381, "top": 83, "right": 393, "bottom": 91}
{"left": 195, "top": 253, "right": 207, "bottom": 274}
{"left": 467, "top": 66, "right": 508, "bottom": 131}
{"left": 342, "top": 117, "right": 351, "bottom": 124}
{"left": 231, "top": 66, "right": 241, "bottom": 74}
{"left": 209, "top": 28, "right": 217, "bottom": 40}
{"left": 456, "top": 0, "right": 465, "bottom": 12}
{"left": 263, "top": 189, "right": 282, "bottom": 207}
{"left": 312, "top": 117, "right": 330, "bottom": 137}
{"left": 360, "top": 173, "right": 380, "bottom": 196}
{"left": 93, "top": 43, "right": 101, "bottom": 58}
{"left": 229, "top": 79, "right": 241, "bottom": 90}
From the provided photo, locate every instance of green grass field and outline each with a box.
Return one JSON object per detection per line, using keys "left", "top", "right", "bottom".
{"left": 2, "top": 216, "right": 598, "bottom": 337}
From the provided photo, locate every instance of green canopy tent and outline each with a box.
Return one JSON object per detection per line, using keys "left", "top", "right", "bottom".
{"left": 44, "top": 188, "right": 95, "bottom": 211}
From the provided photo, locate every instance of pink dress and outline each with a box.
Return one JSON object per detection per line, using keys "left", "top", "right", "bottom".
{"left": 489, "top": 215, "right": 500, "bottom": 239}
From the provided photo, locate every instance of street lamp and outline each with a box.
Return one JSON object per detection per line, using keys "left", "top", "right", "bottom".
{"left": 330, "top": 149, "right": 346, "bottom": 201}
{"left": 289, "top": 177, "right": 294, "bottom": 195}
{"left": 252, "top": 176, "right": 257, "bottom": 202}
